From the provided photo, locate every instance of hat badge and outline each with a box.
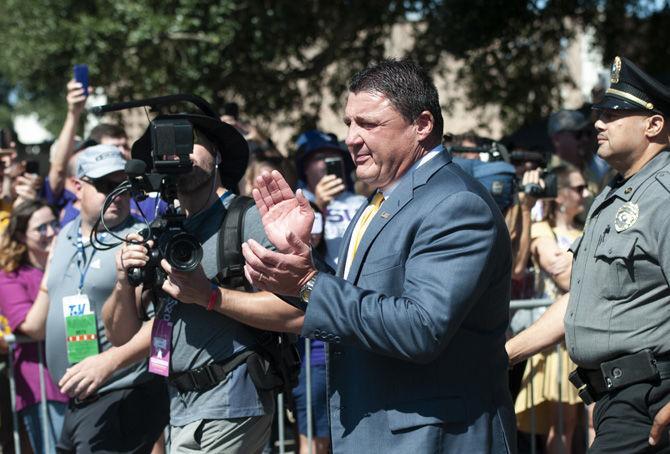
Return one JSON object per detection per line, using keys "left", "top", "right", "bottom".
{"left": 614, "top": 201, "right": 639, "bottom": 232}
{"left": 611, "top": 56, "right": 622, "bottom": 84}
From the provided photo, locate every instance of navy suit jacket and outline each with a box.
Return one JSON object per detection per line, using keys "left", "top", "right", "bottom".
{"left": 302, "top": 151, "right": 516, "bottom": 453}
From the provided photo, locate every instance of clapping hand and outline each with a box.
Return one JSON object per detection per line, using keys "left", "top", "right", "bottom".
{"left": 252, "top": 170, "right": 314, "bottom": 251}
{"left": 243, "top": 170, "right": 317, "bottom": 296}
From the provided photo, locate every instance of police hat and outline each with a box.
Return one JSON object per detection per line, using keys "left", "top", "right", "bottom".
{"left": 593, "top": 56, "right": 670, "bottom": 116}
{"left": 132, "top": 113, "right": 249, "bottom": 189}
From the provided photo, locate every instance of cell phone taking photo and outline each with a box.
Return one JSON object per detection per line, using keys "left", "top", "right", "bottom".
{"left": 324, "top": 157, "right": 346, "bottom": 181}
{"left": 73, "top": 64, "right": 89, "bottom": 97}
{"left": 24, "top": 160, "right": 39, "bottom": 175}
{"left": 0, "top": 128, "right": 13, "bottom": 150}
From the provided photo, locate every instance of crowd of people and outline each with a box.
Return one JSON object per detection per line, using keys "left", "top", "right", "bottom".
{"left": 0, "top": 55, "right": 669, "bottom": 454}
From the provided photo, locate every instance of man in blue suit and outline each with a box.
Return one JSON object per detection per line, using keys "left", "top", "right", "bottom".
{"left": 243, "top": 59, "right": 516, "bottom": 453}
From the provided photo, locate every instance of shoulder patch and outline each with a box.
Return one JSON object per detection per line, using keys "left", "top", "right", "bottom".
{"left": 655, "top": 170, "right": 670, "bottom": 193}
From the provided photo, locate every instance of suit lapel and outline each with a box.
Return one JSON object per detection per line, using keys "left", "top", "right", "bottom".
{"left": 345, "top": 151, "right": 451, "bottom": 283}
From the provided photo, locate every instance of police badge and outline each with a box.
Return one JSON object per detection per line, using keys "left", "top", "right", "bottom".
{"left": 611, "top": 56, "right": 622, "bottom": 84}
{"left": 614, "top": 201, "right": 639, "bottom": 232}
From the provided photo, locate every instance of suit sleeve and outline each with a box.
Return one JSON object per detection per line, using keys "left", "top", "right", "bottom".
{"left": 302, "top": 192, "right": 508, "bottom": 364}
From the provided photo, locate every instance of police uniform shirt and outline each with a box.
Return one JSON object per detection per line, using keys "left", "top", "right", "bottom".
{"left": 565, "top": 150, "right": 670, "bottom": 369}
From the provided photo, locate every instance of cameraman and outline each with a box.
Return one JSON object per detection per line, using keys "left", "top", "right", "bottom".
{"left": 103, "top": 118, "right": 302, "bottom": 453}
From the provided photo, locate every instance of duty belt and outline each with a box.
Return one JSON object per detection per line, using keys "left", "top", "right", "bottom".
{"left": 569, "top": 349, "right": 670, "bottom": 405}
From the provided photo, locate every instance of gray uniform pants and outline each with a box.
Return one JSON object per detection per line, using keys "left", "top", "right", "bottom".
{"left": 170, "top": 414, "right": 273, "bottom": 454}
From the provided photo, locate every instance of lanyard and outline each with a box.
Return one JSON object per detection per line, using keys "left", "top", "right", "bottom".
{"left": 75, "top": 223, "right": 104, "bottom": 292}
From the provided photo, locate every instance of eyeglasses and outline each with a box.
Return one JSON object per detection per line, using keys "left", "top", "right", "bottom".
{"left": 81, "top": 178, "right": 123, "bottom": 195}
{"left": 568, "top": 184, "right": 588, "bottom": 193}
{"left": 32, "top": 219, "right": 60, "bottom": 236}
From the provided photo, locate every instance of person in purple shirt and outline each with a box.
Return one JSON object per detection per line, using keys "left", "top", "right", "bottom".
{"left": 0, "top": 200, "right": 69, "bottom": 454}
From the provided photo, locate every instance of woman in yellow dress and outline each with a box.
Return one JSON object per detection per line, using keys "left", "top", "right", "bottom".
{"left": 515, "top": 164, "right": 591, "bottom": 453}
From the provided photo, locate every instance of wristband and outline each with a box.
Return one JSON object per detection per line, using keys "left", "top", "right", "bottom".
{"left": 207, "top": 288, "right": 219, "bottom": 311}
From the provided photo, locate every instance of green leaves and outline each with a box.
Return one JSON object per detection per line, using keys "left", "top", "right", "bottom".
{"left": 2, "top": 0, "right": 670, "bottom": 137}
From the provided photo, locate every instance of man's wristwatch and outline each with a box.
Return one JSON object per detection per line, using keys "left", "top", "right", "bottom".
{"left": 299, "top": 274, "right": 318, "bottom": 304}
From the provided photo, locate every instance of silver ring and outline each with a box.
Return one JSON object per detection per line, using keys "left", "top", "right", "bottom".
{"left": 259, "top": 273, "right": 264, "bottom": 282}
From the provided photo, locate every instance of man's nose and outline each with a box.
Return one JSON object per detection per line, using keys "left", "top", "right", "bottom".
{"left": 345, "top": 124, "right": 362, "bottom": 148}
{"left": 594, "top": 116, "right": 606, "bottom": 132}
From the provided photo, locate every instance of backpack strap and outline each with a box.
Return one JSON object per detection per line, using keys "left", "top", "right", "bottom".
{"left": 214, "top": 195, "right": 255, "bottom": 289}
{"left": 212, "top": 195, "right": 301, "bottom": 402}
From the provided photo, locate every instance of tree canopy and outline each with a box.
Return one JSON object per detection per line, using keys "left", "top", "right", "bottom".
{"left": 1, "top": 0, "right": 670, "bottom": 137}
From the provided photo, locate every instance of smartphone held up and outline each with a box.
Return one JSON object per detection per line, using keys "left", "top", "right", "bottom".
{"left": 325, "top": 157, "right": 346, "bottom": 182}
{"left": 73, "top": 64, "right": 89, "bottom": 97}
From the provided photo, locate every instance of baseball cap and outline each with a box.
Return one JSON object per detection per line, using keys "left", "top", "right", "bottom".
{"left": 547, "top": 110, "right": 588, "bottom": 136}
{"left": 295, "top": 130, "right": 344, "bottom": 156}
{"left": 76, "top": 144, "right": 126, "bottom": 179}
{"left": 294, "top": 130, "right": 351, "bottom": 181}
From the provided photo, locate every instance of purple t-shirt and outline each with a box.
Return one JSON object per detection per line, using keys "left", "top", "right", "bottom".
{"left": 42, "top": 178, "right": 79, "bottom": 227}
{"left": 0, "top": 265, "right": 69, "bottom": 411}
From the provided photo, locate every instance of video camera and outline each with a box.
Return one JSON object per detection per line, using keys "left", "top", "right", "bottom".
{"left": 450, "top": 139, "right": 558, "bottom": 199}
{"left": 508, "top": 149, "right": 557, "bottom": 198}
{"left": 519, "top": 169, "right": 558, "bottom": 198}
{"left": 447, "top": 140, "right": 511, "bottom": 163}
{"left": 88, "top": 94, "right": 222, "bottom": 290}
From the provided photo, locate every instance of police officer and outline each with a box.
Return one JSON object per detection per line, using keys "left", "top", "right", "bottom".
{"left": 565, "top": 56, "right": 670, "bottom": 452}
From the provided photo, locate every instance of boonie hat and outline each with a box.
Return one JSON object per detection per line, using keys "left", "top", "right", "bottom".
{"left": 131, "top": 113, "right": 249, "bottom": 190}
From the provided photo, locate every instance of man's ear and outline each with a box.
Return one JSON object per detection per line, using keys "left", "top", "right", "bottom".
{"left": 415, "top": 110, "right": 434, "bottom": 142}
{"left": 646, "top": 114, "right": 665, "bottom": 140}
{"left": 73, "top": 178, "right": 84, "bottom": 200}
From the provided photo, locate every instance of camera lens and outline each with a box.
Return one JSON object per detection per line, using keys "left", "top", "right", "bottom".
{"left": 165, "top": 232, "right": 203, "bottom": 272}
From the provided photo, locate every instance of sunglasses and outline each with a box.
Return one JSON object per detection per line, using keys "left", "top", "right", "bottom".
{"left": 568, "top": 184, "right": 588, "bottom": 193}
{"left": 81, "top": 178, "right": 123, "bottom": 195}
{"left": 32, "top": 219, "right": 60, "bottom": 236}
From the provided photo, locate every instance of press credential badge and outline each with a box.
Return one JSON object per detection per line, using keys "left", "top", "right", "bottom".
{"left": 63, "top": 294, "right": 99, "bottom": 363}
{"left": 149, "top": 297, "right": 178, "bottom": 377}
